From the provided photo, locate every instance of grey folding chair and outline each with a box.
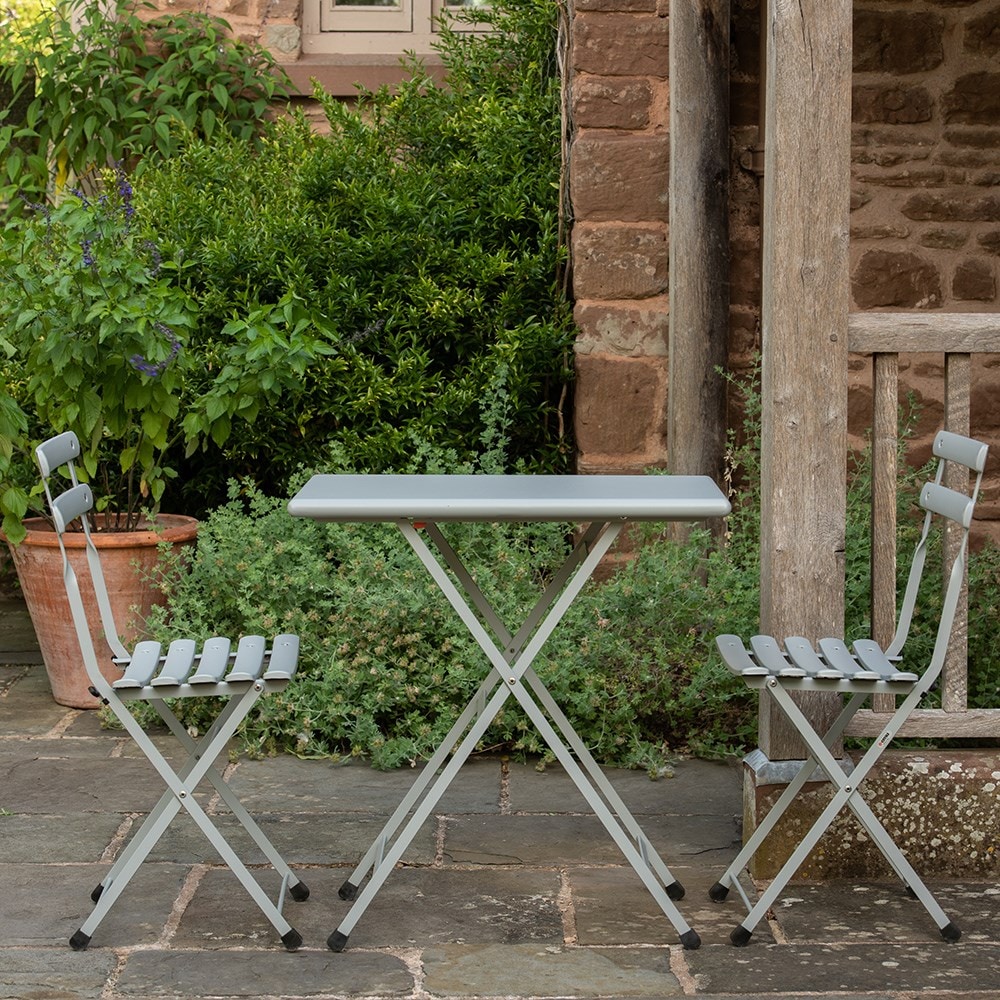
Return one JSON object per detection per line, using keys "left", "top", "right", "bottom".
{"left": 711, "top": 429, "right": 988, "bottom": 946}
{"left": 35, "top": 431, "right": 309, "bottom": 951}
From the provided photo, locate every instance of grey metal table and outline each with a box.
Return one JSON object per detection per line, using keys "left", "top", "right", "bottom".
{"left": 288, "top": 473, "right": 730, "bottom": 952}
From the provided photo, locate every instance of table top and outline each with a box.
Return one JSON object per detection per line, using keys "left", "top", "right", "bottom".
{"left": 288, "top": 474, "right": 730, "bottom": 523}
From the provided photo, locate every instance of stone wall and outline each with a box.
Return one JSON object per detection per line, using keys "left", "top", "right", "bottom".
{"left": 568, "top": 0, "right": 1000, "bottom": 483}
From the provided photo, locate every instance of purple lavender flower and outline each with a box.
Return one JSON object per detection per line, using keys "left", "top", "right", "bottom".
{"left": 143, "top": 240, "right": 162, "bottom": 277}
{"left": 129, "top": 324, "right": 182, "bottom": 378}
{"left": 81, "top": 239, "right": 96, "bottom": 268}
{"left": 114, "top": 163, "right": 135, "bottom": 222}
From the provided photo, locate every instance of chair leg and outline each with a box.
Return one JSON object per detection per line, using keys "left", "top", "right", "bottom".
{"left": 158, "top": 707, "right": 309, "bottom": 900}
{"left": 76, "top": 687, "right": 303, "bottom": 950}
{"left": 710, "top": 692, "right": 867, "bottom": 902}
{"left": 733, "top": 682, "right": 960, "bottom": 945}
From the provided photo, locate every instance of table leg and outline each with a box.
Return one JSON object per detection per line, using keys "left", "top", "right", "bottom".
{"left": 329, "top": 517, "right": 699, "bottom": 951}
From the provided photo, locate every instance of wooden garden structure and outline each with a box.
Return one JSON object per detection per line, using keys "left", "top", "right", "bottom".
{"left": 667, "top": 0, "right": 1000, "bottom": 760}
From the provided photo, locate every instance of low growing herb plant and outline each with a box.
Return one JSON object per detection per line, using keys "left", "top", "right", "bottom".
{"left": 131, "top": 369, "right": 1000, "bottom": 768}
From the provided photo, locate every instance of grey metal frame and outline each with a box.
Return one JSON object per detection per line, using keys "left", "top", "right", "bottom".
{"left": 289, "top": 472, "right": 731, "bottom": 953}
{"left": 711, "top": 429, "right": 989, "bottom": 946}
{"left": 35, "top": 431, "right": 309, "bottom": 951}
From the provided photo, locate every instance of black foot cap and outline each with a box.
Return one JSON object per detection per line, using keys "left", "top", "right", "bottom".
{"left": 282, "top": 928, "right": 303, "bottom": 951}
{"left": 328, "top": 930, "right": 350, "bottom": 953}
{"left": 290, "top": 880, "right": 310, "bottom": 902}
{"left": 91, "top": 884, "right": 104, "bottom": 903}
{"left": 666, "top": 880, "right": 685, "bottom": 901}
{"left": 70, "top": 930, "right": 91, "bottom": 951}
{"left": 941, "top": 921, "right": 961, "bottom": 942}
{"left": 679, "top": 929, "right": 701, "bottom": 950}
{"left": 708, "top": 881, "right": 730, "bottom": 903}
{"left": 338, "top": 880, "right": 359, "bottom": 901}
{"left": 730, "top": 925, "right": 753, "bottom": 947}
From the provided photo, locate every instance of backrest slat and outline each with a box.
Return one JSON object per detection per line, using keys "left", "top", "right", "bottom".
{"left": 920, "top": 482, "right": 976, "bottom": 527}
{"left": 35, "top": 431, "right": 130, "bottom": 671}
{"left": 889, "top": 431, "right": 989, "bottom": 678}
{"left": 50, "top": 484, "right": 95, "bottom": 533}
{"left": 932, "top": 429, "right": 989, "bottom": 472}
{"left": 35, "top": 431, "right": 81, "bottom": 478}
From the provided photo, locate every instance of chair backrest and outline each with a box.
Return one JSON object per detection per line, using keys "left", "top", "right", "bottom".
{"left": 35, "top": 432, "right": 130, "bottom": 687}
{"left": 886, "top": 430, "right": 989, "bottom": 688}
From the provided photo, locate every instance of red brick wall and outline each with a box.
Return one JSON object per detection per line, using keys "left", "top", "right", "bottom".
{"left": 568, "top": 0, "right": 1000, "bottom": 480}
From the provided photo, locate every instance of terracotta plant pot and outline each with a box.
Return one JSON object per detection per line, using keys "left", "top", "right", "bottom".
{"left": 4, "top": 515, "right": 198, "bottom": 708}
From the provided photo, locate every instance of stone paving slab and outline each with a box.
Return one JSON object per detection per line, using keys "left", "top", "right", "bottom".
{"left": 226, "top": 754, "right": 504, "bottom": 816}
{"left": 568, "top": 866, "right": 775, "bottom": 948}
{"left": 441, "top": 811, "right": 738, "bottom": 868}
{"left": 0, "top": 664, "right": 71, "bottom": 734}
{"left": 422, "top": 943, "right": 682, "bottom": 998}
{"left": 507, "top": 758, "right": 743, "bottom": 817}
{"left": 173, "top": 866, "right": 565, "bottom": 952}
{"left": 2, "top": 862, "right": 189, "bottom": 947}
{"left": 116, "top": 947, "right": 414, "bottom": 998}
{"left": 0, "top": 947, "right": 118, "bottom": 1000}
{"left": 144, "top": 811, "right": 438, "bottom": 867}
{"left": 0, "top": 749, "right": 167, "bottom": 813}
{"left": 0, "top": 811, "right": 126, "bottom": 862}
{"left": 768, "top": 881, "right": 1000, "bottom": 944}
{"left": 0, "top": 600, "right": 45, "bottom": 665}
{"left": 683, "top": 941, "right": 1000, "bottom": 994}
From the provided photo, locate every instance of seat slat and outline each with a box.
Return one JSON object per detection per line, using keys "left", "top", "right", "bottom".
{"left": 152, "top": 639, "right": 197, "bottom": 686}
{"left": 189, "top": 637, "right": 233, "bottom": 684}
{"left": 817, "top": 637, "right": 864, "bottom": 677}
{"left": 784, "top": 636, "right": 845, "bottom": 679}
{"left": 852, "top": 640, "right": 918, "bottom": 683}
{"left": 225, "top": 635, "right": 267, "bottom": 682}
{"left": 716, "top": 635, "right": 767, "bottom": 676}
{"left": 113, "top": 642, "right": 162, "bottom": 689}
{"left": 263, "top": 634, "right": 300, "bottom": 681}
{"left": 750, "top": 635, "right": 805, "bottom": 678}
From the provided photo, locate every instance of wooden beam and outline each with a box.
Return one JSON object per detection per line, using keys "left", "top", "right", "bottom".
{"left": 757, "top": 0, "right": 851, "bottom": 761}
{"left": 667, "top": 0, "right": 730, "bottom": 487}
{"left": 845, "top": 709, "right": 1000, "bottom": 739}
{"left": 942, "top": 353, "right": 972, "bottom": 713}
{"left": 870, "top": 353, "right": 898, "bottom": 715}
{"left": 848, "top": 312, "right": 1000, "bottom": 354}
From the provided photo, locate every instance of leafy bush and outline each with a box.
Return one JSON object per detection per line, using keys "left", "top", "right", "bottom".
{"left": 123, "top": 0, "right": 573, "bottom": 509}
{"left": 0, "top": 0, "right": 289, "bottom": 209}
{"left": 0, "top": 166, "right": 335, "bottom": 538}
{"left": 1, "top": 0, "right": 571, "bottom": 526}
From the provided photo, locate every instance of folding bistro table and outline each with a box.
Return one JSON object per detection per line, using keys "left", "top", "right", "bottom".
{"left": 288, "top": 473, "right": 730, "bottom": 951}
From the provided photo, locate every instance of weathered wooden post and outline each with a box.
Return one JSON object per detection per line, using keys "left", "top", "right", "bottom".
{"left": 667, "top": 0, "right": 730, "bottom": 493}
{"left": 745, "top": 0, "right": 852, "bottom": 874}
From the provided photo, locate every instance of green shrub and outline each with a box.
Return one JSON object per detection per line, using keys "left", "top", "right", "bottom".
{"left": 129, "top": 0, "right": 573, "bottom": 508}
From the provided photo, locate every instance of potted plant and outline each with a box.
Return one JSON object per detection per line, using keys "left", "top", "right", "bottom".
{"left": 0, "top": 166, "right": 199, "bottom": 707}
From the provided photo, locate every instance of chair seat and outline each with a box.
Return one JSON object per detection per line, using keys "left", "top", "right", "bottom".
{"left": 113, "top": 634, "right": 300, "bottom": 693}
{"left": 716, "top": 633, "right": 918, "bottom": 686}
